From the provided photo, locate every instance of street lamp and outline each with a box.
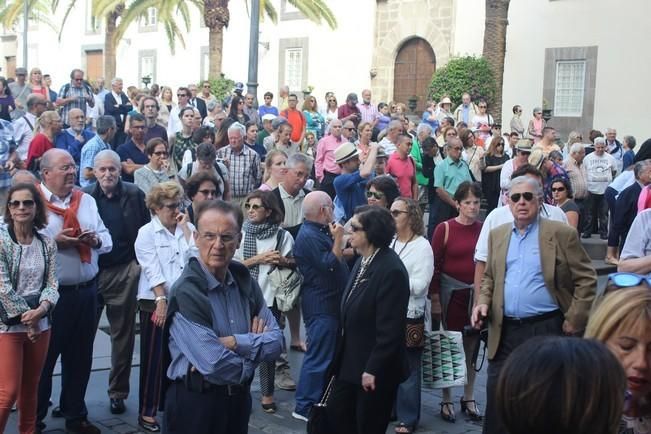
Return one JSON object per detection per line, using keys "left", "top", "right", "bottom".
{"left": 246, "top": 0, "right": 260, "bottom": 102}
{"left": 22, "top": 0, "right": 28, "bottom": 68}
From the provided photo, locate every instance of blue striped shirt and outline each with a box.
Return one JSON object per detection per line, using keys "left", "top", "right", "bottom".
{"left": 167, "top": 262, "right": 283, "bottom": 385}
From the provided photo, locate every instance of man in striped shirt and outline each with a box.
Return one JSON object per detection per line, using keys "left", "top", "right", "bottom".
{"left": 216, "top": 122, "right": 261, "bottom": 205}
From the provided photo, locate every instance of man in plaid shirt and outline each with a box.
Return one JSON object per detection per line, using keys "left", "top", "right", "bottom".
{"left": 216, "top": 122, "right": 261, "bottom": 205}
{"left": 56, "top": 69, "right": 95, "bottom": 127}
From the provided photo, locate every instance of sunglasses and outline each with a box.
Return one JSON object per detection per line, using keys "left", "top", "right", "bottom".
{"left": 244, "top": 203, "right": 265, "bottom": 211}
{"left": 152, "top": 151, "right": 168, "bottom": 157}
{"left": 162, "top": 202, "right": 181, "bottom": 210}
{"left": 510, "top": 192, "right": 535, "bottom": 203}
{"left": 350, "top": 224, "right": 364, "bottom": 232}
{"left": 8, "top": 199, "right": 35, "bottom": 209}
{"left": 551, "top": 187, "right": 566, "bottom": 193}
{"left": 479, "top": 105, "right": 487, "bottom": 109}
{"left": 177, "top": 94, "right": 187, "bottom": 98}
{"left": 608, "top": 272, "right": 651, "bottom": 288}
{"left": 366, "top": 191, "right": 385, "bottom": 199}
{"left": 390, "top": 210, "right": 408, "bottom": 217}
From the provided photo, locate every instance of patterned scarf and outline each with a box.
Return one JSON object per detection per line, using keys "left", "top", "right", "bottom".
{"left": 242, "top": 220, "right": 279, "bottom": 280}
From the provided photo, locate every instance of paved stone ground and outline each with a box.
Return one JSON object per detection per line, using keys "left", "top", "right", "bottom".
{"left": 7, "top": 320, "right": 486, "bottom": 434}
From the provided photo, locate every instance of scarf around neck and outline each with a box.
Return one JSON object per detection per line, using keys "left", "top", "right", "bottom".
{"left": 44, "top": 189, "right": 91, "bottom": 263}
{"left": 242, "top": 220, "right": 279, "bottom": 280}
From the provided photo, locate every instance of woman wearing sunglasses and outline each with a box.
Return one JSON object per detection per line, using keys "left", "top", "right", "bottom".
{"left": 0, "top": 183, "right": 58, "bottom": 434}
{"left": 430, "top": 181, "right": 483, "bottom": 423}
{"left": 585, "top": 285, "right": 651, "bottom": 433}
{"left": 134, "top": 138, "right": 176, "bottom": 195}
{"left": 234, "top": 190, "right": 295, "bottom": 414}
{"left": 389, "top": 197, "right": 434, "bottom": 434}
{"left": 134, "top": 181, "right": 195, "bottom": 432}
{"left": 365, "top": 175, "right": 401, "bottom": 209}
{"left": 550, "top": 176, "right": 579, "bottom": 230}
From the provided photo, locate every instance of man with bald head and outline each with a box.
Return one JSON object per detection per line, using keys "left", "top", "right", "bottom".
{"left": 315, "top": 118, "right": 345, "bottom": 199}
{"left": 36, "top": 148, "right": 112, "bottom": 433}
{"left": 291, "top": 191, "right": 349, "bottom": 421}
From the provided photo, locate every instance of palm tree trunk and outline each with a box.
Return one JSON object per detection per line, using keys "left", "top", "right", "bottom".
{"left": 482, "top": 0, "right": 510, "bottom": 123}
{"left": 104, "top": 5, "right": 124, "bottom": 82}
{"left": 208, "top": 26, "right": 224, "bottom": 78}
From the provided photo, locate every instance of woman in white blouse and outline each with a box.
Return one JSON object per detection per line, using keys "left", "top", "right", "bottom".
{"left": 389, "top": 197, "right": 434, "bottom": 434}
{"left": 134, "top": 181, "right": 195, "bottom": 432}
{"left": 234, "top": 190, "right": 295, "bottom": 414}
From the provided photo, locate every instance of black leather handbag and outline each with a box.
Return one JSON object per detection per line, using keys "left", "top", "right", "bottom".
{"left": 0, "top": 294, "right": 40, "bottom": 326}
{"left": 307, "top": 375, "right": 336, "bottom": 434}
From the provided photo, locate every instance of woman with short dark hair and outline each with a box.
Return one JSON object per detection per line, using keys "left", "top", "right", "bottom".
{"left": 234, "top": 190, "right": 295, "bottom": 414}
{"left": 430, "top": 181, "right": 483, "bottom": 423}
{"left": 134, "top": 138, "right": 176, "bottom": 195}
{"left": 366, "top": 175, "right": 400, "bottom": 209}
{"left": 0, "top": 183, "right": 58, "bottom": 434}
{"left": 497, "top": 336, "right": 625, "bottom": 434}
{"left": 327, "top": 205, "right": 410, "bottom": 434}
{"left": 551, "top": 176, "right": 579, "bottom": 229}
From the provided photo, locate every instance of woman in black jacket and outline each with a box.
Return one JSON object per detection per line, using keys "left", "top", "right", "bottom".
{"left": 327, "top": 205, "right": 410, "bottom": 434}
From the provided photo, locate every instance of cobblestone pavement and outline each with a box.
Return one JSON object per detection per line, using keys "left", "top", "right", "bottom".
{"left": 7, "top": 323, "right": 486, "bottom": 434}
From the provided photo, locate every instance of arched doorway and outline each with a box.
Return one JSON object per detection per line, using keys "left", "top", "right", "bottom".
{"left": 393, "top": 37, "right": 436, "bottom": 114}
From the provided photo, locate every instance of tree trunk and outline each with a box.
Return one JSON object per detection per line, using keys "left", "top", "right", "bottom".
{"left": 104, "top": 5, "right": 123, "bottom": 82}
{"left": 482, "top": 0, "right": 510, "bottom": 124}
{"left": 208, "top": 25, "right": 224, "bottom": 78}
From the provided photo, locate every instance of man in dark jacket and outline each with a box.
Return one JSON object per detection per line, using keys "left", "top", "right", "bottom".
{"left": 103, "top": 77, "right": 132, "bottom": 148}
{"left": 83, "top": 149, "right": 150, "bottom": 415}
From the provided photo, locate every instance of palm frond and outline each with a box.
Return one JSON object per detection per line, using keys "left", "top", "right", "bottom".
{"left": 287, "top": 0, "right": 336, "bottom": 29}
{"left": 261, "top": 0, "right": 277, "bottom": 23}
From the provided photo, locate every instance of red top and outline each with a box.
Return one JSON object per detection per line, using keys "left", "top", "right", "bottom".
{"left": 281, "top": 109, "right": 305, "bottom": 142}
{"left": 429, "top": 218, "right": 483, "bottom": 295}
{"left": 386, "top": 153, "right": 415, "bottom": 198}
{"left": 30, "top": 86, "right": 48, "bottom": 98}
{"left": 337, "top": 104, "right": 361, "bottom": 126}
{"left": 26, "top": 133, "right": 53, "bottom": 169}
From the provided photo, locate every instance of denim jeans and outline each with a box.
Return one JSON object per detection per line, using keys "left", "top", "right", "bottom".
{"left": 395, "top": 347, "right": 423, "bottom": 428}
{"left": 294, "top": 314, "right": 338, "bottom": 417}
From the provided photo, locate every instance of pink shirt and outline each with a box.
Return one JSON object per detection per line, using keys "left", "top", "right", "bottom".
{"left": 386, "top": 153, "right": 415, "bottom": 198}
{"left": 315, "top": 134, "right": 344, "bottom": 181}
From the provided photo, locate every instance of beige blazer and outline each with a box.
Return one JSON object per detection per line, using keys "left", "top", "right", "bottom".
{"left": 478, "top": 218, "right": 596, "bottom": 359}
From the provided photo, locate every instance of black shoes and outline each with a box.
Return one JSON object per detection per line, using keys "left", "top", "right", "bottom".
{"left": 65, "top": 419, "right": 101, "bottom": 434}
{"left": 110, "top": 398, "right": 126, "bottom": 414}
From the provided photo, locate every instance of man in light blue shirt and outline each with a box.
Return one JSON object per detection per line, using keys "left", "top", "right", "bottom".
{"left": 79, "top": 116, "right": 115, "bottom": 187}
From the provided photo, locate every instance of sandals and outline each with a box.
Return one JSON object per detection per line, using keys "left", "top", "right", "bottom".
{"left": 604, "top": 256, "right": 619, "bottom": 266}
{"left": 460, "top": 398, "right": 483, "bottom": 421}
{"left": 261, "top": 402, "right": 277, "bottom": 413}
{"left": 395, "top": 422, "right": 414, "bottom": 433}
{"left": 439, "top": 402, "right": 456, "bottom": 423}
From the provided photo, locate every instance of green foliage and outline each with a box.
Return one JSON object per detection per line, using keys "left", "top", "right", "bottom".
{"left": 428, "top": 56, "right": 497, "bottom": 107}
{"left": 205, "top": 75, "right": 236, "bottom": 103}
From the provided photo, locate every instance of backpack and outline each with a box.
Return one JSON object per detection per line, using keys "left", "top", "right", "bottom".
{"left": 186, "top": 161, "right": 225, "bottom": 184}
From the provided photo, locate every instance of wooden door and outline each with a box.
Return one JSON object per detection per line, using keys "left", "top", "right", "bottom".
{"left": 393, "top": 38, "right": 436, "bottom": 114}
{"left": 4, "top": 56, "right": 16, "bottom": 79}
{"left": 85, "top": 50, "right": 104, "bottom": 82}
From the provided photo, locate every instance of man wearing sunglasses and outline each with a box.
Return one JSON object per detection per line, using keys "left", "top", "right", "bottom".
{"left": 167, "top": 87, "right": 192, "bottom": 136}
{"left": 471, "top": 175, "right": 596, "bottom": 434}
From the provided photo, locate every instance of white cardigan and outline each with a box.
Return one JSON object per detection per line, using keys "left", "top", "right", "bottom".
{"left": 391, "top": 235, "right": 434, "bottom": 319}
{"left": 234, "top": 228, "right": 294, "bottom": 307}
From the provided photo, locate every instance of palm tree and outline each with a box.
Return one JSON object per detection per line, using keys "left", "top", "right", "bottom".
{"left": 0, "top": 0, "right": 58, "bottom": 33}
{"left": 482, "top": 0, "right": 511, "bottom": 123}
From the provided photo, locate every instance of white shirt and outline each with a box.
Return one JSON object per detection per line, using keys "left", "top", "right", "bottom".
{"left": 167, "top": 104, "right": 186, "bottom": 137}
{"left": 12, "top": 112, "right": 37, "bottom": 161}
{"left": 135, "top": 216, "right": 196, "bottom": 301}
{"left": 233, "top": 228, "right": 294, "bottom": 306}
{"left": 391, "top": 236, "right": 434, "bottom": 318}
{"left": 474, "top": 203, "right": 568, "bottom": 262}
{"left": 38, "top": 184, "right": 113, "bottom": 285}
{"left": 278, "top": 184, "right": 305, "bottom": 227}
{"left": 584, "top": 152, "right": 617, "bottom": 194}
{"left": 608, "top": 169, "right": 635, "bottom": 200}
{"left": 379, "top": 137, "right": 397, "bottom": 155}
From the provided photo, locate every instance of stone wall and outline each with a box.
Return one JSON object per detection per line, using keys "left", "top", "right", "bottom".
{"left": 371, "top": 0, "right": 454, "bottom": 103}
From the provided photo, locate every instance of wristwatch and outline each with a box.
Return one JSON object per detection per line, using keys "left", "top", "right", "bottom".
{"left": 154, "top": 295, "right": 168, "bottom": 304}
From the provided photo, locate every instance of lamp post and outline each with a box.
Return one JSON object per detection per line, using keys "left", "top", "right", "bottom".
{"left": 22, "top": 0, "right": 28, "bottom": 68}
{"left": 246, "top": 0, "right": 260, "bottom": 102}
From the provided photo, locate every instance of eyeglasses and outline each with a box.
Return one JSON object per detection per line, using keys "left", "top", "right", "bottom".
{"left": 328, "top": 99, "right": 336, "bottom": 103}
{"left": 177, "top": 94, "right": 187, "bottom": 98}
{"left": 343, "top": 127, "right": 355, "bottom": 131}
{"left": 203, "top": 85, "right": 211, "bottom": 88}
{"left": 510, "top": 192, "right": 535, "bottom": 203}
{"left": 198, "top": 231, "right": 237, "bottom": 244}
{"left": 390, "top": 210, "right": 408, "bottom": 217}
{"left": 152, "top": 151, "right": 168, "bottom": 157}
{"left": 479, "top": 105, "right": 487, "bottom": 109}
{"left": 244, "top": 203, "right": 265, "bottom": 211}
{"left": 551, "top": 187, "right": 566, "bottom": 193}
{"left": 366, "top": 191, "right": 385, "bottom": 199}
{"left": 198, "top": 189, "right": 217, "bottom": 197}
{"left": 608, "top": 272, "right": 651, "bottom": 288}
{"left": 161, "top": 202, "right": 181, "bottom": 210}
{"left": 350, "top": 224, "right": 364, "bottom": 232}
{"left": 8, "top": 199, "right": 35, "bottom": 209}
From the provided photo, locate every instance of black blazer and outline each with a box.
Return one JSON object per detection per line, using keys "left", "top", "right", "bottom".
{"left": 331, "top": 247, "right": 410, "bottom": 386}
{"left": 104, "top": 92, "right": 132, "bottom": 129}
{"left": 190, "top": 97, "right": 208, "bottom": 119}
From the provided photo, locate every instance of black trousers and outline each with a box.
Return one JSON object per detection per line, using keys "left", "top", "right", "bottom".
{"left": 320, "top": 171, "right": 338, "bottom": 200}
{"left": 584, "top": 192, "right": 608, "bottom": 236}
{"left": 37, "top": 281, "right": 98, "bottom": 424}
{"left": 482, "top": 312, "right": 564, "bottom": 434}
{"left": 327, "top": 378, "right": 398, "bottom": 434}
{"left": 164, "top": 381, "right": 251, "bottom": 434}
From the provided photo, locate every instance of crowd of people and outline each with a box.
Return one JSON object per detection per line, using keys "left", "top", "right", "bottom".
{"left": 0, "top": 66, "right": 649, "bottom": 434}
